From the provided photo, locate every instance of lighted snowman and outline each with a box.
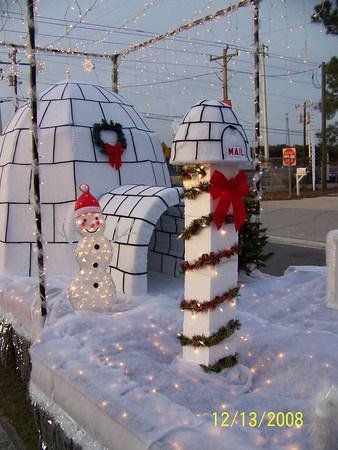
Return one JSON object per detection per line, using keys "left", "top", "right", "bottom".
{"left": 68, "top": 184, "right": 116, "bottom": 313}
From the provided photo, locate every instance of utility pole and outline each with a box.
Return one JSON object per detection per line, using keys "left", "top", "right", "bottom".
{"left": 308, "top": 108, "right": 316, "bottom": 191}
{"left": 295, "top": 101, "right": 308, "bottom": 166}
{"left": 112, "top": 54, "right": 119, "bottom": 93}
{"left": 252, "top": 0, "right": 261, "bottom": 162}
{"left": 285, "top": 113, "right": 290, "bottom": 146}
{"left": 260, "top": 44, "right": 269, "bottom": 160}
{"left": 303, "top": 101, "right": 307, "bottom": 165}
{"left": 209, "top": 45, "right": 238, "bottom": 101}
{"left": 321, "top": 61, "right": 327, "bottom": 192}
{"left": 8, "top": 47, "right": 19, "bottom": 112}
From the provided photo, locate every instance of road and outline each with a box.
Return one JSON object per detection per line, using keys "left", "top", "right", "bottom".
{"left": 261, "top": 242, "right": 325, "bottom": 276}
{"left": 261, "top": 195, "right": 338, "bottom": 245}
{"left": 259, "top": 195, "right": 336, "bottom": 276}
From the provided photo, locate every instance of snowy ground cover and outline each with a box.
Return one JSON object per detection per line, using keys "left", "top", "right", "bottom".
{"left": 1, "top": 267, "right": 338, "bottom": 449}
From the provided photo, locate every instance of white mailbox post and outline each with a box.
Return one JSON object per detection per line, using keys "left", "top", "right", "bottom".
{"left": 171, "top": 100, "right": 252, "bottom": 371}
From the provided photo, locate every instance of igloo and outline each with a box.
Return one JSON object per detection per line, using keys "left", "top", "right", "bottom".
{"left": 0, "top": 81, "right": 184, "bottom": 294}
{"left": 171, "top": 99, "right": 251, "bottom": 165}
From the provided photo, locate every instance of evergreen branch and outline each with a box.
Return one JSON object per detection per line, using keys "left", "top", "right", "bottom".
{"left": 179, "top": 213, "right": 234, "bottom": 240}
{"left": 93, "top": 119, "right": 126, "bottom": 150}
{"left": 182, "top": 181, "right": 211, "bottom": 199}
{"left": 181, "top": 165, "right": 207, "bottom": 180}
{"left": 181, "top": 245, "right": 238, "bottom": 272}
{"left": 180, "top": 286, "right": 239, "bottom": 312}
{"left": 179, "top": 213, "right": 213, "bottom": 239}
{"left": 178, "top": 319, "right": 241, "bottom": 347}
{"left": 201, "top": 353, "right": 239, "bottom": 373}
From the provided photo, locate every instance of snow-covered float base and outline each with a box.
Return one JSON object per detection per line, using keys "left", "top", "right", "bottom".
{"left": 1, "top": 268, "right": 338, "bottom": 449}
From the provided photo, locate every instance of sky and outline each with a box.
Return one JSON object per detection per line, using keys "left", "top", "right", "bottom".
{"left": 0, "top": 0, "right": 336, "bottom": 148}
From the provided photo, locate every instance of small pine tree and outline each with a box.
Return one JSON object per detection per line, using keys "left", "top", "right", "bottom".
{"left": 238, "top": 189, "right": 273, "bottom": 275}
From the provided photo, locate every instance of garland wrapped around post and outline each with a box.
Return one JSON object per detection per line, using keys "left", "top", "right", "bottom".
{"left": 170, "top": 100, "right": 252, "bottom": 373}
{"left": 176, "top": 165, "right": 248, "bottom": 372}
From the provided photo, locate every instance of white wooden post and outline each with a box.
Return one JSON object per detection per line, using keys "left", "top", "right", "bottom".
{"left": 183, "top": 164, "right": 240, "bottom": 366}
{"left": 171, "top": 100, "right": 252, "bottom": 371}
{"left": 326, "top": 230, "right": 338, "bottom": 310}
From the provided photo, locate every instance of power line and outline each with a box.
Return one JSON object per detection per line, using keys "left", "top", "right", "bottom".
{"left": 0, "top": 11, "right": 321, "bottom": 66}
{"left": 121, "top": 70, "right": 217, "bottom": 88}
{"left": 44, "top": 0, "right": 100, "bottom": 47}
{"left": 0, "top": 30, "right": 317, "bottom": 86}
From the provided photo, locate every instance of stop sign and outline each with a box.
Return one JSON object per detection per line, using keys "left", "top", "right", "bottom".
{"left": 283, "top": 147, "right": 296, "bottom": 166}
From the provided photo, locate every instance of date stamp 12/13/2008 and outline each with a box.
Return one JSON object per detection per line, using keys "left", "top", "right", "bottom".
{"left": 212, "top": 411, "right": 304, "bottom": 428}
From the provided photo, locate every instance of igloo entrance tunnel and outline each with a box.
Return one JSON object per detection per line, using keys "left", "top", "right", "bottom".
{"left": 0, "top": 81, "right": 183, "bottom": 294}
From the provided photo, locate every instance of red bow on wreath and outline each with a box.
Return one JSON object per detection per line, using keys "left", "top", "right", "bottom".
{"left": 209, "top": 170, "right": 249, "bottom": 231}
{"left": 104, "top": 142, "right": 125, "bottom": 170}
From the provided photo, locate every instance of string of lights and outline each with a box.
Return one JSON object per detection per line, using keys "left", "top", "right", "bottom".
{"left": 44, "top": 0, "right": 100, "bottom": 47}
{"left": 0, "top": 0, "right": 328, "bottom": 149}
{"left": 0, "top": 13, "right": 323, "bottom": 67}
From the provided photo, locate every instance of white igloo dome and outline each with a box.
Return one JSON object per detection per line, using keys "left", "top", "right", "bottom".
{"left": 0, "top": 81, "right": 171, "bottom": 277}
{"left": 170, "top": 100, "right": 252, "bottom": 167}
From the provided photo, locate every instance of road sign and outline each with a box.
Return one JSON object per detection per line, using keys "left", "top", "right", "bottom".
{"left": 296, "top": 168, "right": 307, "bottom": 196}
{"left": 283, "top": 147, "right": 296, "bottom": 166}
{"left": 296, "top": 167, "right": 307, "bottom": 176}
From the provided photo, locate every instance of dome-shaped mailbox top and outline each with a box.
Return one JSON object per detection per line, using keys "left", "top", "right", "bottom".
{"left": 170, "top": 100, "right": 252, "bottom": 167}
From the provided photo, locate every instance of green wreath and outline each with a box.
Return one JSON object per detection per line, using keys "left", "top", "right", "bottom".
{"left": 92, "top": 119, "right": 127, "bottom": 151}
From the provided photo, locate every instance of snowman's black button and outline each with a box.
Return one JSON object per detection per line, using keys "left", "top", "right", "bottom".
{"left": 94, "top": 244, "right": 100, "bottom": 250}
{"left": 93, "top": 262, "right": 98, "bottom": 268}
{"left": 93, "top": 283, "right": 99, "bottom": 288}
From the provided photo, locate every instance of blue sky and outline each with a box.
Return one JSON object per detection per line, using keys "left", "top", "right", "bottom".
{"left": 0, "top": 0, "right": 336, "bottom": 147}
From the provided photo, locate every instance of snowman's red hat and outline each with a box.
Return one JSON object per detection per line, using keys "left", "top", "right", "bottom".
{"left": 74, "top": 184, "right": 101, "bottom": 216}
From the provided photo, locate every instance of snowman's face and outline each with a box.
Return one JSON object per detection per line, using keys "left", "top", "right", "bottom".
{"left": 76, "top": 212, "right": 105, "bottom": 235}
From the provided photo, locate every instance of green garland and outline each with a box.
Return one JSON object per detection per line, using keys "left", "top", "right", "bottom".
{"left": 182, "top": 181, "right": 211, "bottom": 199}
{"left": 181, "top": 245, "right": 238, "bottom": 272}
{"left": 93, "top": 119, "right": 126, "bottom": 150}
{"left": 180, "top": 286, "right": 239, "bottom": 312}
{"left": 178, "top": 319, "right": 241, "bottom": 347}
{"left": 181, "top": 165, "right": 207, "bottom": 180}
{"left": 179, "top": 213, "right": 234, "bottom": 240}
{"left": 179, "top": 214, "right": 212, "bottom": 240}
{"left": 201, "top": 353, "right": 239, "bottom": 373}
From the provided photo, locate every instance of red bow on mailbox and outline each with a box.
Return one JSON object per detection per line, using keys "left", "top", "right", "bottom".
{"left": 209, "top": 170, "right": 249, "bottom": 231}
{"left": 104, "top": 142, "right": 125, "bottom": 170}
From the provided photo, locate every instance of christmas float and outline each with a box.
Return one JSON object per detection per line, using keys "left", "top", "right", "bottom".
{"left": 0, "top": 88, "right": 337, "bottom": 450}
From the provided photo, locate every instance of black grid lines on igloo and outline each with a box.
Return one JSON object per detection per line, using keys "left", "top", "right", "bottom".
{"left": 0, "top": 241, "right": 33, "bottom": 276}
{"left": 2, "top": 81, "right": 169, "bottom": 186}
{"left": 148, "top": 204, "right": 184, "bottom": 278}
{"left": 101, "top": 185, "right": 182, "bottom": 283}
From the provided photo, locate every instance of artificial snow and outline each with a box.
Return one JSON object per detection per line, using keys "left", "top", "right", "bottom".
{"left": 1, "top": 267, "right": 338, "bottom": 449}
